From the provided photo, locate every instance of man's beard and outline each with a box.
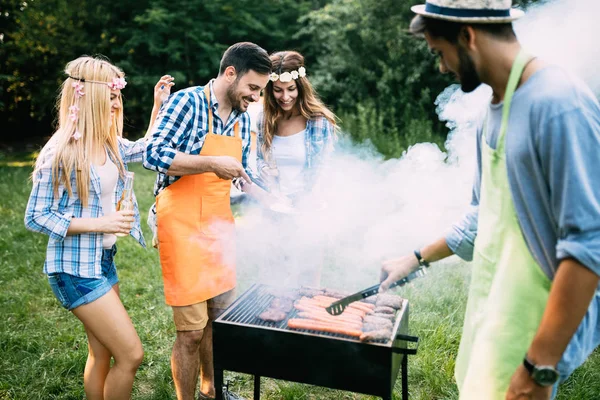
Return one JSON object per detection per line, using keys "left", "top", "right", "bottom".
{"left": 458, "top": 45, "right": 482, "bottom": 93}
{"left": 226, "top": 81, "right": 251, "bottom": 112}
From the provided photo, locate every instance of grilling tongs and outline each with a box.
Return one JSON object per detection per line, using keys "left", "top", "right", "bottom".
{"left": 325, "top": 267, "right": 427, "bottom": 316}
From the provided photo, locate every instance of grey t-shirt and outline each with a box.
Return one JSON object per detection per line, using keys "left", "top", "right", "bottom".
{"left": 446, "top": 65, "right": 600, "bottom": 280}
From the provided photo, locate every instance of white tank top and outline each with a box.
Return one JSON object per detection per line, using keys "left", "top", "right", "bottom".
{"left": 95, "top": 152, "right": 118, "bottom": 248}
{"left": 272, "top": 129, "right": 307, "bottom": 196}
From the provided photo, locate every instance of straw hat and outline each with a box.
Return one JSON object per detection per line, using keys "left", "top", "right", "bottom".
{"left": 411, "top": 0, "right": 524, "bottom": 23}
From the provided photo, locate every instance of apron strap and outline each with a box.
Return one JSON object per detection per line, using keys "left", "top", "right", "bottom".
{"left": 233, "top": 121, "right": 240, "bottom": 139}
{"left": 203, "top": 85, "right": 214, "bottom": 136}
{"left": 496, "top": 50, "right": 535, "bottom": 153}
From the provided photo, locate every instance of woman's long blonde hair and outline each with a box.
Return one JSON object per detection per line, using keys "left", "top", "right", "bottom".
{"left": 34, "top": 56, "right": 126, "bottom": 207}
{"left": 261, "top": 51, "right": 337, "bottom": 161}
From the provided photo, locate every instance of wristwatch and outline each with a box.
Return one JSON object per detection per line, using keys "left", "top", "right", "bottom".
{"left": 523, "top": 356, "right": 559, "bottom": 387}
{"left": 413, "top": 250, "right": 430, "bottom": 268}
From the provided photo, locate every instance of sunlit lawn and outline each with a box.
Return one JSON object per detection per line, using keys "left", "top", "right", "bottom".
{"left": 0, "top": 157, "right": 598, "bottom": 399}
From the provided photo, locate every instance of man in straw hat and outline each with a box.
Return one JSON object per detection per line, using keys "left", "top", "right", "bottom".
{"left": 380, "top": 1, "right": 600, "bottom": 399}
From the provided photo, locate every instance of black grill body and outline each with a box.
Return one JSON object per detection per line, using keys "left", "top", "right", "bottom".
{"left": 213, "top": 284, "right": 418, "bottom": 400}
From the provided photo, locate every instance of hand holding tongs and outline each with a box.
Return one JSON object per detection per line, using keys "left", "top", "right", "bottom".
{"left": 325, "top": 267, "right": 427, "bottom": 316}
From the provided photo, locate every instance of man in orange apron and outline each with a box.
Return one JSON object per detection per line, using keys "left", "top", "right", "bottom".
{"left": 380, "top": 2, "right": 600, "bottom": 399}
{"left": 144, "top": 42, "right": 271, "bottom": 400}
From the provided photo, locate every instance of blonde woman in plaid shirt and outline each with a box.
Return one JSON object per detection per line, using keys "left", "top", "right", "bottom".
{"left": 24, "top": 56, "right": 172, "bottom": 400}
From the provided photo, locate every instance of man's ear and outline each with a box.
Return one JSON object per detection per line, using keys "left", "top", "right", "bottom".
{"left": 224, "top": 66, "right": 237, "bottom": 83}
{"left": 460, "top": 26, "right": 477, "bottom": 50}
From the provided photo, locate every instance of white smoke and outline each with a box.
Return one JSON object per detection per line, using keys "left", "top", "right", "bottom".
{"left": 235, "top": 0, "right": 600, "bottom": 292}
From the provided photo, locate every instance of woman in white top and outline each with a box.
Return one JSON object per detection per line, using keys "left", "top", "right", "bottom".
{"left": 257, "top": 50, "right": 337, "bottom": 199}
{"left": 256, "top": 50, "right": 337, "bottom": 287}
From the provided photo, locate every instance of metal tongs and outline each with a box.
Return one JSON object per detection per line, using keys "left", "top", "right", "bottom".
{"left": 325, "top": 267, "right": 427, "bottom": 316}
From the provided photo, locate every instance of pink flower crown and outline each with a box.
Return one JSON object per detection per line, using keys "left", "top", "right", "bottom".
{"left": 68, "top": 75, "right": 127, "bottom": 90}
{"left": 66, "top": 75, "right": 126, "bottom": 141}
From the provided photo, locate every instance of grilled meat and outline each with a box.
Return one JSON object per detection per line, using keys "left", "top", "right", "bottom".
{"left": 364, "top": 315, "right": 393, "bottom": 329}
{"left": 360, "top": 329, "right": 392, "bottom": 342}
{"left": 258, "top": 309, "right": 288, "bottom": 323}
{"left": 362, "top": 322, "right": 392, "bottom": 332}
{"left": 370, "top": 312, "right": 394, "bottom": 321}
{"left": 376, "top": 294, "right": 404, "bottom": 309}
{"left": 270, "top": 297, "right": 294, "bottom": 313}
{"left": 372, "top": 306, "right": 395, "bottom": 315}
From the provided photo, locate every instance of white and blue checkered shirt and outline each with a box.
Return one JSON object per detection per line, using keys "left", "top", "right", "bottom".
{"left": 143, "top": 80, "right": 254, "bottom": 196}
{"left": 25, "top": 137, "right": 147, "bottom": 278}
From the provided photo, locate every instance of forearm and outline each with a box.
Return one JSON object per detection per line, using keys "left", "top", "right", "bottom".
{"left": 144, "top": 105, "right": 161, "bottom": 139}
{"left": 166, "top": 153, "right": 217, "bottom": 176}
{"left": 66, "top": 217, "right": 99, "bottom": 235}
{"left": 528, "top": 258, "right": 599, "bottom": 366}
{"left": 420, "top": 237, "right": 455, "bottom": 264}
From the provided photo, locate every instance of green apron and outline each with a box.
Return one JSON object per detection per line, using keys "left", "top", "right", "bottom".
{"left": 454, "top": 50, "right": 552, "bottom": 399}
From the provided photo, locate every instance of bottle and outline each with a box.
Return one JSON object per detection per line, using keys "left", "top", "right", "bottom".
{"left": 115, "top": 171, "right": 134, "bottom": 237}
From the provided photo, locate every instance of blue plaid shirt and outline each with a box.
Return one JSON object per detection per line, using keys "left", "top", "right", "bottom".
{"left": 256, "top": 113, "right": 336, "bottom": 188}
{"left": 143, "top": 80, "right": 253, "bottom": 196}
{"left": 24, "top": 137, "right": 146, "bottom": 278}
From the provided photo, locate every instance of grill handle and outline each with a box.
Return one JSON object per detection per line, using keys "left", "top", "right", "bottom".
{"left": 391, "top": 333, "right": 419, "bottom": 355}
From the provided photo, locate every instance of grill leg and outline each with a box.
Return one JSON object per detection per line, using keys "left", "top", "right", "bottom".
{"left": 402, "top": 355, "right": 409, "bottom": 400}
{"left": 215, "top": 368, "right": 224, "bottom": 400}
{"left": 254, "top": 375, "right": 261, "bottom": 399}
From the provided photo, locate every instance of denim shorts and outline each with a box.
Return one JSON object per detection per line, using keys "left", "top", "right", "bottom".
{"left": 48, "top": 246, "right": 119, "bottom": 311}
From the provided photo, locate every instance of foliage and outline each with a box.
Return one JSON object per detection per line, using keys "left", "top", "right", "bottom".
{"left": 0, "top": 0, "right": 326, "bottom": 142}
{"left": 1, "top": 0, "right": 546, "bottom": 156}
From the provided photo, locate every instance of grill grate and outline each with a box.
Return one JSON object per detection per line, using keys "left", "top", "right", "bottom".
{"left": 221, "top": 284, "right": 399, "bottom": 344}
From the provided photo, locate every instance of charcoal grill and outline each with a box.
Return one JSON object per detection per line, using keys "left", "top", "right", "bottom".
{"left": 213, "top": 284, "right": 418, "bottom": 400}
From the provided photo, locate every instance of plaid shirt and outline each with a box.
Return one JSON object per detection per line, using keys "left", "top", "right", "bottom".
{"left": 143, "top": 80, "right": 253, "bottom": 196}
{"left": 25, "top": 137, "right": 146, "bottom": 278}
{"left": 256, "top": 113, "right": 336, "bottom": 187}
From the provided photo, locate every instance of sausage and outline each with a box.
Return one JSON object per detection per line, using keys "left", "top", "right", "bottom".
{"left": 288, "top": 318, "right": 362, "bottom": 338}
{"left": 313, "top": 295, "right": 375, "bottom": 313}
{"left": 294, "top": 304, "right": 363, "bottom": 324}
{"left": 297, "top": 312, "right": 363, "bottom": 330}
{"left": 303, "top": 297, "right": 366, "bottom": 317}
{"left": 296, "top": 298, "right": 366, "bottom": 319}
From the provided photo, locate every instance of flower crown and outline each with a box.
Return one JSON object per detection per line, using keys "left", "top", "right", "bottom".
{"left": 68, "top": 76, "right": 127, "bottom": 90}
{"left": 269, "top": 66, "right": 306, "bottom": 83}
{"left": 66, "top": 76, "right": 126, "bottom": 141}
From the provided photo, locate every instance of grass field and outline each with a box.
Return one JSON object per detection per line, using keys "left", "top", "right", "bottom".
{"left": 1, "top": 157, "right": 598, "bottom": 399}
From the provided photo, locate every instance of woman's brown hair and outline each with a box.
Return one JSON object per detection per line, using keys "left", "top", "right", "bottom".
{"left": 261, "top": 51, "right": 337, "bottom": 162}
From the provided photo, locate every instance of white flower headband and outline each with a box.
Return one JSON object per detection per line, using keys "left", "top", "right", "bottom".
{"left": 66, "top": 76, "right": 127, "bottom": 141}
{"left": 269, "top": 66, "right": 306, "bottom": 83}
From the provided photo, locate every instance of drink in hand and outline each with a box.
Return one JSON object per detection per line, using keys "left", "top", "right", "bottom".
{"left": 115, "top": 171, "right": 134, "bottom": 237}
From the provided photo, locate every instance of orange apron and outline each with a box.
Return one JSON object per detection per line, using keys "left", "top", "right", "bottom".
{"left": 156, "top": 86, "right": 241, "bottom": 306}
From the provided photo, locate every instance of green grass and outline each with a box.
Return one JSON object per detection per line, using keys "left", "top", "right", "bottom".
{"left": 0, "top": 162, "right": 598, "bottom": 399}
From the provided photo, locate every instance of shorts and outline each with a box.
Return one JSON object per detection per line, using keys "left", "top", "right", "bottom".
{"left": 172, "top": 289, "right": 237, "bottom": 331}
{"left": 47, "top": 246, "right": 119, "bottom": 311}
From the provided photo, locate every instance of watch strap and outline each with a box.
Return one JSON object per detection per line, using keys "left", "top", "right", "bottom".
{"left": 414, "top": 250, "right": 430, "bottom": 268}
{"left": 523, "top": 357, "right": 534, "bottom": 374}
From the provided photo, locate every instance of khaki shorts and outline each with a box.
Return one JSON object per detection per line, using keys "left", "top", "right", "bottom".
{"left": 171, "top": 289, "right": 237, "bottom": 331}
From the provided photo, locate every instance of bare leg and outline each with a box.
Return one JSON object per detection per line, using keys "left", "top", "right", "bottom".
{"left": 199, "top": 307, "right": 223, "bottom": 398}
{"left": 172, "top": 329, "right": 204, "bottom": 400}
{"left": 72, "top": 286, "right": 143, "bottom": 400}
{"left": 83, "top": 326, "right": 112, "bottom": 400}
